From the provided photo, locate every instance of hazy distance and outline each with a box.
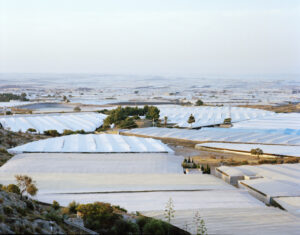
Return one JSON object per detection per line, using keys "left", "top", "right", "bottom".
{"left": 0, "top": 0, "right": 299, "bottom": 76}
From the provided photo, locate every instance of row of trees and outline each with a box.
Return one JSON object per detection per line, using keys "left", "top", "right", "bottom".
{"left": 0, "top": 93, "right": 28, "bottom": 102}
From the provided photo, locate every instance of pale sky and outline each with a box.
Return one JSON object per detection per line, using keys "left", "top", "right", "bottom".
{"left": 0, "top": 0, "right": 299, "bottom": 75}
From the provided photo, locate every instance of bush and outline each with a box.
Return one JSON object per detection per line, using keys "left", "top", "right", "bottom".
{"left": 250, "top": 148, "right": 263, "bottom": 157}
{"left": 61, "top": 207, "right": 70, "bottom": 215}
{"left": 258, "top": 159, "right": 277, "bottom": 164}
{"left": 142, "top": 219, "right": 169, "bottom": 235}
{"left": 118, "top": 117, "right": 138, "bottom": 129}
{"left": 77, "top": 202, "right": 121, "bottom": 231}
{"left": 202, "top": 164, "right": 211, "bottom": 174}
{"left": 2, "top": 184, "right": 21, "bottom": 194}
{"left": 43, "top": 130, "right": 60, "bottom": 137}
{"left": 16, "top": 206, "right": 26, "bottom": 216}
{"left": 112, "top": 205, "right": 127, "bottom": 213}
{"left": 27, "top": 128, "right": 37, "bottom": 133}
{"left": 52, "top": 200, "right": 60, "bottom": 210}
{"left": 76, "top": 129, "right": 85, "bottom": 134}
{"left": 45, "top": 209, "right": 63, "bottom": 223}
{"left": 284, "top": 157, "right": 299, "bottom": 164}
{"left": 74, "top": 106, "right": 81, "bottom": 112}
{"left": 25, "top": 200, "right": 35, "bottom": 210}
{"left": 0, "top": 148, "right": 10, "bottom": 155}
{"left": 62, "top": 129, "right": 74, "bottom": 135}
{"left": 195, "top": 99, "right": 204, "bottom": 106}
{"left": 68, "top": 200, "right": 80, "bottom": 214}
{"left": 111, "top": 219, "right": 140, "bottom": 235}
{"left": 223, "top": 118, "right": 231, "bottom": 125}
{"left": 3, "top": 206, "right": 13, "bottom": 215}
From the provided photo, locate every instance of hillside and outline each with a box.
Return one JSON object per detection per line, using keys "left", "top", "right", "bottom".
{"left": 0, "top": 190, "right": 75, "bottom": 234}
{"left": 0, "top": 129, "right": 46, "bottom": 167}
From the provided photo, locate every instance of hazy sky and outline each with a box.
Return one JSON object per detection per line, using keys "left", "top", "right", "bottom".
{"left": 0, "top": 0, "right": 299, "bottom": 75}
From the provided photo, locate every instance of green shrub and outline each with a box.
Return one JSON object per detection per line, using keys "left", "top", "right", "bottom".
{"left": 45, "top": 209, "right": 63, "bottom": 223}
{"left": 43, "top": 130, "right": 60, "bottom": 137}
{"left": 2, "top": 184, "right": 21, "bottom": 194}
{"left": 52, "top": 200, "right": 60, "bottom": 210}
{"left": 74, "top": 106, "right": 81, "bottom": 112}
{"left": 0, "top": 148, "right": 9, "bottom": 154}
{"left": 195, "top": 99, "right": 204, "bottom": 106}
{"left": 68, "top": 200, "right": 79, "bottom": 214}
{"left": 62, "top": 129, "right": 74, "bottom": 135}
{"left": 142, "top": 219, "right": 169, "bottom": 235}
{"left": 75, "top": 129, "right": 85, "bottom": 134}
{"left": 111, "top": 219, "right": 140, "bottom": 235}
{"left": 77, "top": 202, "right": 121, "bottom": 230}
{"left": 119, "top": 117, "right": 138, "bottom": 129}
{"left": 25, "top": 200, "right": 35, "bottom": 210}
{"left": 27, "top": 128, "right": 37, "bottom": 133}
{"left": 284, "top": 157, "right": 299, "bottom": 164}
{"left": 16, "top": 207, "right": 26, "bottom": 216}
{"left": 3, "top": 206, "right": 13, "bottom": 215}
{"left": 223, "top": 118, "right": 231, "bottom": 125}
{"left": 202, "top": 164, "right": 211, "bottom": 174}
{"left": 250, "top": 148, "right": 263, "bottom": 157}
{"left": 35, "top": 227, "right": 42, "bottom": 233}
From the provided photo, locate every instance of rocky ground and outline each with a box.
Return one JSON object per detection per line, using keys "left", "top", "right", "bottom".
{"left": 0, "top": 190, "right": 71, "bottom": 234}
{"left": 0, "top": 129, "right": 47, "bottom": 167}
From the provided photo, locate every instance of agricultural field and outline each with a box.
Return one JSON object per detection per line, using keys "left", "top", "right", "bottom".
{"left": 8, "top": 134, "right": 173, "bottom": 153}
{"left": 0, "top": 112, "right": 106, "bottom": 133}
{"left": 158, "top": 106, "right": 274, "bottom": 128}
{"left": 197, "top": 143, "right": 300, "bottom": 157}
{"left": 216, "top": 163, "right": 300, "bottom": 217}
{"left": 123, "top": 127, "right": 300, "bottom": 146}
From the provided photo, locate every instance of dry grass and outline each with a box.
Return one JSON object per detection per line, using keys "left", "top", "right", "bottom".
{"left": 239, "top": 103, "right": 300, "bottom": 113}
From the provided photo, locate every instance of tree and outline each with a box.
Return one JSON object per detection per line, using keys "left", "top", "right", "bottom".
{"left": 21, "top": 93, "right": 27, "bottom": 101}
{"left": 195, "top": 99, "right": 204, "bottom": 106}
{"left": 52, "top": 200, "right": 60, "bottom": 210}
{"left": 15, "top": 175, "right": 38, "bottom": 199}
{"left": 164, "top": 197, "right": 175, "bottom": 223}
{"left": 74, "top": 106, "right": 81, "bottom": 112}
{"left": 250, "top": 148, "right": 263, "bottom": 159}
{"left": 68, "top": 200, "right": 80, "bottom": 214}
{"left": 164, "top": 116, "right": 168, "bottom": 127}
{"left": 62, "top": 95, "right": 69, "bottom": 102}
{"left": 187, "top": 114, "right": 195, "bottom": 128}
{"left": 146, "top": 106, "right": 160, "bottom": 121}
{"left": 193, "top": 211, "right": 207, "bottom": 235}
{"left": 119, "top": 117, "right": 138, "bottom": 129}
{"left": 223, "top": 118, "right": 231, "bottom": 125}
